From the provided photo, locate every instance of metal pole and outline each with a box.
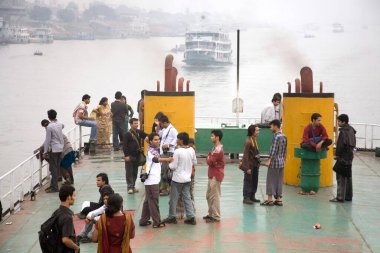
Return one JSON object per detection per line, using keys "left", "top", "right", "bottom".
{"left": 236, "top": 29, "right": 240, "bottom": 127}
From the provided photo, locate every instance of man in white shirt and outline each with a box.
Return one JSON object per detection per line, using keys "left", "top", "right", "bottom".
{"left": 261, "top": 93, "right": 282, "bottom": 124}
{"left": 139, "top": 133, "right": 172, "bottom": 228}
{"left": 158, "top": 115, "right": 178, "bottom": 195}
{"left": 163, "top": 132, "right": 197, "bottom": 225}
{"left": 73, "top": 94, "right": 97, "bottom": 142}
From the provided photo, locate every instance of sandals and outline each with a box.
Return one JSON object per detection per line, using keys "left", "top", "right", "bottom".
{"left": 260, "top": 200, "right": 274, "bottom": 206}
{"left": 273, "top": 200, "right": 283, "bottom": 206}
{"left": 153, "top": 222, "right": 166, "bottom": 228}
{"left": 139, "top": 221, "right": 152, "bottom": 226}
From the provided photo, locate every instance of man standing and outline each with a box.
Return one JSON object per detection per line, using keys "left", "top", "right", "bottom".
{"left": 158, "top": 115, "right": 178, "bottom": 196}
{"left": 73, "top": 94, "right": 97, "bottom": 143}
{"left": 241, "top": 124, "right": 261, "bottom": 204}
{"left": 330, "top": 114, "right": 356, "bottom": 203}
{"left": 43, "top": 109, "right": 64, "bottom": 193}
{"left": 55, "top": 185, "right": 80, "bottom": 253}
{"left": 123, "top": 118, "right": 147, "bottom": 194}
{"left": 261, "top": 93, "right": 282, "bottom": 123}
{"left": 204, "top": 129, "right": 225, "bottom": 223}
{"left": 301, "top": 113, "right": 332, "bottom": 152}
{"left": 261, "top": 119, "right": 287, "bottom": 206}
{"left": 79, "top": 173, "right": 113, "bottom": 217}
{"left": 163, "top": 132, "right": 197, "bottom": 225}
{"left": 111, "top": 91, "right": 128, "bottom": 151}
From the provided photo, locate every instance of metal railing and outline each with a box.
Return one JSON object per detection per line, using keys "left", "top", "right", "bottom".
{"left": 0, "top": 125, "right": 83, "bottom": 220}
{"left": 350, "top": 123, "right": 380, "bottom": 150}
{"left": 195, "top": 117, "right": 380, "bottom": 150}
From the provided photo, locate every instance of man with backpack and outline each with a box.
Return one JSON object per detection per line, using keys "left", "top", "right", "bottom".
{"left": 39, "top": 185, "right": 80, "bottom": 253}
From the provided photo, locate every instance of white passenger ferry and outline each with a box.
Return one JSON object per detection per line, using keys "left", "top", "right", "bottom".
{"left": 183, "top": 31, "right": 232, "bottom": 65}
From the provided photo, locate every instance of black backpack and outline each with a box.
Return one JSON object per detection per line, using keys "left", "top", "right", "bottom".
{"left": 38, "top": 210, "right": 63, "bottom": 253}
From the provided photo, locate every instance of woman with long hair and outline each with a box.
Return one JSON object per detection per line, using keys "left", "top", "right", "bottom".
{"left": 93, "top": 194, "right": 135, "bottom": 253}
{"left": 91, "top": 97, "right": 112, "bottom": 147}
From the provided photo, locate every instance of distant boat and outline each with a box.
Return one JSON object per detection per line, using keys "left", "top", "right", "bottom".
{"left": 30, "top": 28, "right": 53, "bottom": 43}
{"left": 183, "top": 31, "right": 232, "bottom": 65}
{"left": 332, "top": 23, "right": 344, "bottom": 33}
{"left": 170, "top": 44, "right": 185, "bottom": 53}
{"left": 34, "top": 51, "right": 43, "bottom": 56}
{"left": 304, "top": 32, "right": 315, "bottom": 38}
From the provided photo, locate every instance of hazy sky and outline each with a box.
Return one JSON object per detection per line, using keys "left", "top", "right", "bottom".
{"left": 49, "top": 0, "right": 380, "bottom": 25}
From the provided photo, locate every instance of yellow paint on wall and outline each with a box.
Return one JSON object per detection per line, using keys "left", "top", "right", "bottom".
{"left": 144, "top": 92, "right": 195, "bottom": 139}
{"left": 282, "top": 95, "right": 335, "bottom": 187}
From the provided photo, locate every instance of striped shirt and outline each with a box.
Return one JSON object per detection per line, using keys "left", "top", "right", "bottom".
{"left": 269, "top": 131, "right": 287, "bottom": 169}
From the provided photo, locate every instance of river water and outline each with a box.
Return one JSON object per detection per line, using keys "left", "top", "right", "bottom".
{"left": 1, "top": 26, "right": 380, "bottom": 175}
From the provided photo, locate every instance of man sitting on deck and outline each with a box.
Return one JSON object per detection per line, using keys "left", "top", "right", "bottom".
{"left": 301, "top": 113, "right": 332, "bottom": 152}
{"left": 79, "top": 173, "right": 113, "bottom": 218}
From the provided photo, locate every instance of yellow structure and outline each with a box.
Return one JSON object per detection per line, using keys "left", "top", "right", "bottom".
{"left": 282, "top": 93, "right": 335, "bottom": 187}
{"left": 143, "top": 91, "right": 195, "bottom": 138}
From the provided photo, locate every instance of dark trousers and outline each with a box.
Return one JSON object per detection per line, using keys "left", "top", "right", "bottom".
{"left": 49, "top": 152, "right": 61, "bottom": 191}
{"left": 81, "top": 202, "right": 101, "bottom": 216}
{"left": 125, "top": 160, "right": 139, "bottom": 190}
{"left": 301, "top": 139, "right": 333, "bottom": 152}
{"left": 112, "top": 120, "right": 126, "bottom": 149}
{"left": 243, "top": 167, "right": 259, "bottom": 199}
{"left": 139, "top": 184, "right": 161, "bottom": 226}
{"left": 337, "top": 174, "right": 353, "bottom": 201}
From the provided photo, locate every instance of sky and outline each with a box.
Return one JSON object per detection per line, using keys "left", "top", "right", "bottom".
{"left": 47, "top": 0, "right": 380, "bottom": 26}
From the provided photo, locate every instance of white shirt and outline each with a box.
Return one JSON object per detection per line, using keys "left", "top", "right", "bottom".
{"left": 87, "top": 204, "right": 106, "bottom": 222}
{"left": 159, "top": 123, "right": 178, "bottom": 154}
{"left": 261, "top": 104, "right": 282, "bottom": 123}
{"left": 144, "top": 148, "right": 161, "bottom": 185}
{"left": 169, "top": 146, "right": 197, "bottom": 183}
{"left": 73, "top": 101, "right": 87, "bottom": 124}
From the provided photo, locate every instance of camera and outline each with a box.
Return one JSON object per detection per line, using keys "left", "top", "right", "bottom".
{"left": 140, "top": 173, "right": 149, "bottom": 183}
{"left": 255, "top": 154, "right": 261, "bottom": 165}
{"left": 162, "top": 147, "right": 169, "bottom": 154}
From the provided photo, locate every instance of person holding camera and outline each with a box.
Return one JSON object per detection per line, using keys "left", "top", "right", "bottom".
{"left": 139, "top": 133, "right": 172, "bottom": 228}
{"left": 123, "top": 118, "right": 148, "bottom": 194}
{"left": 158, "top": 115, "right": 178, "bottom": 196}
{"left": 241, "top": 124, "right": 261, "bottom": 205}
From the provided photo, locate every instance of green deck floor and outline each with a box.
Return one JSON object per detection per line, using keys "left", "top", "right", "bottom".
{"left": 0, "top": 151, "right": 379, "bottom": 252}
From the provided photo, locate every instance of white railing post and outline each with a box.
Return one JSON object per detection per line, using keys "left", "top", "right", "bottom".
{"left": 39, "top": 160, "right": 43, "bottom": 187}
{"left": 371, "top": 125, "right": 374, "bottom": 150}
{"left": 10, "top": 172, "right": 14, "bottom": 212}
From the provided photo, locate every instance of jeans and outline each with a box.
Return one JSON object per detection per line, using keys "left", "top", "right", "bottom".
{"left": 243, "top": 167, "right": 259, "bottom": 199}
{"left": 78, "top": 120, "right": 97, "bottom": 141}
{"left": 112, "top": 121, "right": 126, "bottom": 149}
{"left": 168, "top": 181, "right": 194, "bottom": 219}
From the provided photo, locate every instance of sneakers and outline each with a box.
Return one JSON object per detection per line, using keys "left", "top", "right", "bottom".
{"left": 163, "top": 217, "right": 177, "bottom": 224}
{"left": 243, "top": 198, "right": 254, "bottom": 205}
{"left": 184, "top": 217, "right": 196, "bottom": 225}
{"left": 205, "top": 217, "right": 220, "bottom": 223}
{"left": 203, "top": 215, "right": 212, "bottom": 220}
{"left": 128, "top": 189, "right": 134, "bottom": 194}
{"left": 133, "top": 188, "right": 139, "bottom": 193}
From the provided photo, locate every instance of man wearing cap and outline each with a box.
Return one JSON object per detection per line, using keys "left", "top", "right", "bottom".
{"left": 261, "top": 93, "right": 283, "bottom": 124}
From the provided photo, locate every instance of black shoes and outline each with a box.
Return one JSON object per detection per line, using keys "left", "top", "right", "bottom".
{"left": 329, "top": 198, "right": 344, "bottom": 203}
{"left": 184, "top": 217, "right": 196, "bottom": 225}
{"left": 163, "top": 217, "right": 177, "bottom": 224}
{"left": 251, "top": 198, "right": 261, "bottom": 203}
{"left": 243, "top": 198, "right": 254, "bottom": 205}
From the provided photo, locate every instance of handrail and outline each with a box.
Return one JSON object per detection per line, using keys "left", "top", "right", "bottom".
{"left": 195, "top": 117, "right": 380, "bottom": 150}
{"left": 0, "top": 125, "right": 83, "bottom": 220}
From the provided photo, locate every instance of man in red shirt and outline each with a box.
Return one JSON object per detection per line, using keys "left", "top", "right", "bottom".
{"left": 301, "top": 113, "right": 332, "bottom": 152}
{"left": 204, "top": 129, "right": 225, "bottom": 223}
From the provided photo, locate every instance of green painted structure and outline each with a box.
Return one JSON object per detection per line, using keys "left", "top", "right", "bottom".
{"left": 195, "top": 127, "right": 273, "bottom": 155}
{"left": 295, "top": 147, "right": 327, "bottom": 192}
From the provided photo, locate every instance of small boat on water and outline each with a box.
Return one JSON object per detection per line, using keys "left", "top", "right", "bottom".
{"left": 183, "top": 31, "right": 232, "bottom": 65}
{"left": 34, "top": 51, "right": 43, "bottom": 56}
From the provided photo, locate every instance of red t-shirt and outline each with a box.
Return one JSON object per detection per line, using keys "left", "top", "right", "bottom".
{"left": 206, "top": 145, "right": 225, "bottom": 182}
